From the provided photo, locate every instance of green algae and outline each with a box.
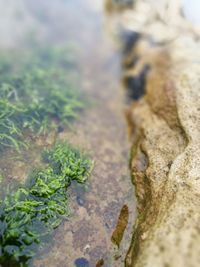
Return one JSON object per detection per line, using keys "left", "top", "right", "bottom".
{"left": 0, "top": 44, "right": 93, "bottom": 266}
{"left": 0, "top": 46, "right": 84, "bottom": 152}
{"left": 0, "top": 143, "right": 93, "bottom": 267}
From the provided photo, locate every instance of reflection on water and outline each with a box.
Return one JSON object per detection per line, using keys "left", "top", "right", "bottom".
{"left": 0, "top": 0, "right": 136, "bottom": 266}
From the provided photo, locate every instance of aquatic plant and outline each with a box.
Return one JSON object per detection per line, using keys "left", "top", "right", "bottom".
{"left": 0, "top": 46, "right": 84, "bottom": 152}
{"left": 0, "top": 143, "right": 93, "bottom": 267}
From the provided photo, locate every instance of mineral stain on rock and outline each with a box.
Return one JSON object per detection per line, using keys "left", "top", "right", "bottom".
{"left": 111, "top": 204, "right": 129, "bottom": 247}
{"left": 96, "top": 258, "right": 104, "bottom": 267}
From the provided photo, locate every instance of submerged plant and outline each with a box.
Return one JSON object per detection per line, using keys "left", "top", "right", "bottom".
{"left": 0, "top": 143, "right": 93, "bottom": 267}
{"left": 0, "top": 46, "right": 84, "bottom": 152}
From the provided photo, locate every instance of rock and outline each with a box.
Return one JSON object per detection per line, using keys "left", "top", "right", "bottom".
{"left": 105, "top": 0, "right": 134, "bottom": 13}
{"left": 110, "top": 0, "right": 200, "bottom": 266}
{"left": 182, "top": 0, "right": 200, "bottom": 26}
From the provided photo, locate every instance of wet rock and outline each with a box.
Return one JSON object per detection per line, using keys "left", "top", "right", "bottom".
{"left": 72, "top": 219, "right": 95, "bottom": 250}
{"left": 103, "top": 201, "right": 121, "bottom": 229}
{"left": 88, "top": 246, "right": 107, "bottom": 267}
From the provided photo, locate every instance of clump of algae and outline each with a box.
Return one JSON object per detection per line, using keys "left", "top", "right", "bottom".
{"left": 0, "top": 143, "right": 93, "bottom": 267}
{"left": 0, "top": 46, "right": 84, "bottom": 152}
{"left": 0, "top": 45, "right": 93, "bottom": 266}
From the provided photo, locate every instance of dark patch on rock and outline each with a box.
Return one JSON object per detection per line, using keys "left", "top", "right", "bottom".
{"left": 71, "top": 181, "right": 86, "bottom": 207}
{"left": 77, "top": 196, "right": 85, "bottom": 206}
{"left": 57, "top": 125, "right": 64, "bottom": 133}
{"left": 121, "top": 31, "right": 141, "bottom": 56}
{"left": 124, "top": 64, "right": 150, "bottom": 101}
{"left": 74, "top": 257, "right": 90, "bottom": 267}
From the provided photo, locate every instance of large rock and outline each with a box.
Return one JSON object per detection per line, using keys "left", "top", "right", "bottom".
{"left": 113, "top": 1, "right": 200, "bottom": 266}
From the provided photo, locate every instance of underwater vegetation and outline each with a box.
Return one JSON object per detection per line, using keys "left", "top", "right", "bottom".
{"left": 0, "top": 46, "right": 84, "bottom": 152}
{"left": 0, "top": 44, "right": 93, "bottom": 266}
{"left": 0, "top": 143, "right": 93, "bottom": 267}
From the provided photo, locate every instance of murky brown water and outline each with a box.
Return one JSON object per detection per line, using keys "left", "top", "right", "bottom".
{"left": 0, "top": 0, "right": 136, "bottom": 266}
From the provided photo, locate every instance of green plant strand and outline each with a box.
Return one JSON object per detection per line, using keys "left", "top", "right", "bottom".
{"left": 0, "top": 46, "right": 84, "bottom": 152}
{"left": 0, "top": 143, "right": 92, "bottom": 267}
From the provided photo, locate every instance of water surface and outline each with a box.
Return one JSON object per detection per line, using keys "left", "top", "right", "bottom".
{"left": 0, "top": 0, "right": 136, "bottom": 266}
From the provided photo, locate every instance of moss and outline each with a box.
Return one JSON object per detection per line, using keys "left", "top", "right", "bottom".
{"left": 0, "top": 143, "right": 93, "bottom": 267}
{"left": 0, "top": 46, "right": 84, "bottom": 152}
{"left": 0, "top": 43, "right": 92, "bottom": 266}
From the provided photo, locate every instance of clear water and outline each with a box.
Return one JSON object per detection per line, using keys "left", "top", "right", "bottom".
{"left": 0, "top": 0, "right": 136, "bottom": 266}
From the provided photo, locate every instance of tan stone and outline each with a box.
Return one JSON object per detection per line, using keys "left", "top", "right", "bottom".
{"left": 114, "top": 1, "right": 200, "bottom": 266}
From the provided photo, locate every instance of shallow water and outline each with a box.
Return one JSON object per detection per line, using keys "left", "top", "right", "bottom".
{"left": 0, "top": 0, "right": 136, "bottom": 266}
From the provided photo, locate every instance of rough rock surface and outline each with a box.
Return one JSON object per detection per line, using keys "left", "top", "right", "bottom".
{"left": 114, "top": 1, "right": 200, "bottom": 266}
